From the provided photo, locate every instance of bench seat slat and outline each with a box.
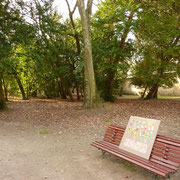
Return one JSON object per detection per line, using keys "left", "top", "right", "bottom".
{"left": 149, "top": 158, "right": 178, "bottom": 171}
{"left": 108, "top": 125, "right": 180, "bottom": 161}
{"left": 93, "top": 140, "right": 177, "bottom": 173}
{"left": 151, "top": 155, "right": 179, "bottom": 167}
{"left": 92, "top": 141, "right": 170, "bottom": 176}
{"left": 91, "top": 125, "right": 180, "bottom": 177}
{"left": 103, "top": 140, "right": 177, "bottom": 171}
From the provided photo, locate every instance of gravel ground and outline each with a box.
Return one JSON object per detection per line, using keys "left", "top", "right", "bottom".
{"left": 0, "top": 98, "right": 180, "bottom": 180}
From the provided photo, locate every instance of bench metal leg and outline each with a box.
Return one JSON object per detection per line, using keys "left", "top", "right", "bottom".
{"left": 101, "top": 150, "right": 106, "bottom": 159}
{"left": 166, "top": 174, "right": 170, "bottom": 180}
{"left": 153, "top": 174, "right": 157, "bottom": 180}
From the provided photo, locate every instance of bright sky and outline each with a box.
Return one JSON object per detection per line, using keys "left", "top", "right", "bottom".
{"left": 54, "top": 0, "right": 135, "bottom": 40}
{"left": 53, "top": 0, "right": 99, "bottom": 19}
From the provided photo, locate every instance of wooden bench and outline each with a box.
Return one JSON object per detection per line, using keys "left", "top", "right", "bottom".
{"left": 91, "top": 125, "right": 180, "bottom": 179}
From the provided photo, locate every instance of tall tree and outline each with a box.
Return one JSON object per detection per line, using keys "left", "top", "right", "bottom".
{"left": 91, "top": 0, "right": 136, "bottom": 101}
{"left": 77, "top": 0, "right": 97, "bottom": 108}
{"left": 65, "top": 0, "right": 82, "bottom": 100}
{"left": 132, "top": 0, "right": 180, "bottom": 99}
{"left": 0, "top": 78, "right": 6, "bottom": 109}
{"left": 0, "top": 0, "right": 35, "bottom": 100}
{"left": 0, "top": 0, "right": 22, "bottom": 107}
{"left": 28, "top": 0, "right": 81, "bottom": 101}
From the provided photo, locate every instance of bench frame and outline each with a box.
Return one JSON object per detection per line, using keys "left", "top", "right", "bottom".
{"left": 91, "top": 125, "right": 180, "bottom": 179}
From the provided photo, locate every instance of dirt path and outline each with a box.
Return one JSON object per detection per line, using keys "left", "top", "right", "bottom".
{"left": 0, "top": 99, "right": 180, "bottom": 180}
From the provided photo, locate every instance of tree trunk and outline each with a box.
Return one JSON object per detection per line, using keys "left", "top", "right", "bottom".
{"left": 77, "top": 0, "right": 97, "bottom": 108}
{"left": 44, "top": 90, "right": 50, "bottom": 99}
{"left": 26, "top": 85, "right": 29, "bottom": 100}
{"left": 119, "top": 87, "right": 123, "bottom": 97}
{"left": 145, "top": 84, "right": 158, "bottom": 99}
{"left": 14, "top": 74, "right": 27, "bottom": 100}
{"left": 0, "top": 84, "right": 5, "bottom": 101}
{"left": 76, "top": 83, "right": 80, "bottom": 100}
{"left": 80, "top": 85, "right": 84, "bottom": 98}
{"left": 65, "top": 87, "right": 74, "bottom": 102}
{"left": 141, "top": 85, "right": 148, "bottom": 99}
{"left": 58, "top": 80, "right": 67, "bottom": 99}
{"left": 103, "top": 70, "right": 116, "bottom": 102}
{"left": 31, "top": 90, "right": 37, "bottom": 97}
{"left": 0, "top": 80, "right": 7, "bottom": 109}
{"left": 2, "top": 76, "right": 8, "bottom": 101}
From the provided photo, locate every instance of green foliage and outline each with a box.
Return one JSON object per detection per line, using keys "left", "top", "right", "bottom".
{"left": 91, "top": 0, "right": 136, "bottom": 101}
{"left": 27, "top": 0, "right": 82, "bottom": 99}
{"left": 0, "top": 0, "right": 179, "bottom": 102}
{"left": 131, "top": 0, "right": 180, "bottom": 98}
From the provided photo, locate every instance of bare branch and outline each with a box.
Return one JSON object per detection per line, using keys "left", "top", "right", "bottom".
{"left": 65, "top": 0, "right": 71, "bottom": 14}
{"left": 65, "top": 0, "right": 77, "bottom": 16}
{"left": 72, "top": 1, "right": 78, "bottom": 15}
{"left": 65, "top": 0, "right": 81, "bottom": 54}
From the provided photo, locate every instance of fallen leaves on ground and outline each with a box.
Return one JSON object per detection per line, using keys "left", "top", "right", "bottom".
{"left": 0, "top": 98, "right": 179, "bottom": 138}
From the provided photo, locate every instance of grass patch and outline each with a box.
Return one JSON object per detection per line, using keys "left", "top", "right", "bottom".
{"left": 40, "top": 130, "right": 49, "bottom": 134}
{"left": 119, "top": 94, "right": 180, "bottom": 100}
{"left": 159, "top": 96, "right": 180, "bottom": 100}
{"left": 118, "top": 95, "right": 140, "bottom": 99}
{"left": 105, "top": 119, "right": 113, "bottom": 123}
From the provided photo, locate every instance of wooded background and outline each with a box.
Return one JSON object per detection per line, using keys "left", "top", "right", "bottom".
{"left": 0, "top": 0, "right": 180, "bottom": 109}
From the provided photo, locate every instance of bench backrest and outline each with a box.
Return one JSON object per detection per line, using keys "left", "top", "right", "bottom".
{"left": 103, "top": 125, "right": 180, "bottom": 170}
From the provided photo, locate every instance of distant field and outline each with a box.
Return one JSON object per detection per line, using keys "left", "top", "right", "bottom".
{"left": 119, "top": 95, "right": 180, "bottom": 100}
{"left": 8, "top": 94, "right": 180, "bottom": 101}
{"left": 159, "top": 96, "right": 180, "bottom": 100}
{"left": 119, "top": 95, "right": 140, "bottom": 99}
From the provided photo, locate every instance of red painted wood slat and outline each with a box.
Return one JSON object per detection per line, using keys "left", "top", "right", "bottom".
{"left": 91, "top": 124, "right": 180, "bottom": 177}
{"left": 91, "top": 141, "right": 168, "bottom": 176}
{"left": 94, "top": 140, "right": 176, "bottom": 173}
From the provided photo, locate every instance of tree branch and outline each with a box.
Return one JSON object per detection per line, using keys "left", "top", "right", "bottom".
{"left": 65, "top": 0, "right": 81, "bottom": 54}
{"left": 65, "top": 0, "right": 72, "bottom": 15}
{"left": 65, "top": 0, "right": 77, "bottom": 16}
{"left": 120, "top": 11, "right": 134, "bottom": 49}
{"left": 72, "top": 1, "right": 78, "bottom": 15}
{"left": 86, "top": 0, "right": 93, "bottom": 17}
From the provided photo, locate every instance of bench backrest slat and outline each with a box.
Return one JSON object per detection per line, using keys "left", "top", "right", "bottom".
{"left": 157, "top": 135, "right": 180, "bottom": 144}
{"left": 103, "top": 125, "right": 180, "bottom": 169}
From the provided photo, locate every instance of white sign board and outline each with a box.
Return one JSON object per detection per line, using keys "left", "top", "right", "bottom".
{"left": 119, "top": 116, "right": 161, "bottom": 159}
